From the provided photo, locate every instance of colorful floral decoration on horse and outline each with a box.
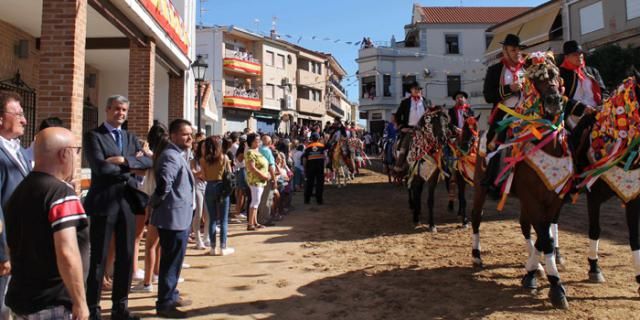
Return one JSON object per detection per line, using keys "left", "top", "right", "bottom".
{"left": 580, "top": 76, "right": 640, "bottom": 201}
{"left": 406, "top": 109, "right": 451, "bottom": 185}
{"left": 490, "top": 51, "right": 572, "bottom": 210}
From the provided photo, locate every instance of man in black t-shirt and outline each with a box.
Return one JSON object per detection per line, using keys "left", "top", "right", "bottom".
{"left": 5, "top": 127, "right": 89, "bottom": 319}
{"left": 302, "top": 132, "right": 326, "bottom": 205}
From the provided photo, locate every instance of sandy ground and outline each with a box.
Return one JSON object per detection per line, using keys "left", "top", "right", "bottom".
{"left": 100, "top": 167, "right": 640, "bottom": 319}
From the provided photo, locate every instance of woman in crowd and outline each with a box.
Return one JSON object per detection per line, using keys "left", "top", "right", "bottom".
{"left": 234, "top": 137, "right": 249, "bottom": 218}
{"left": 273, "top": 152, "right": 293, "bottom": 217}
{"left": 245, "top": 133, "right": 270, "bottom": 230}
{"left": 201, "top": 136, "right": 235, "bottom": 256}
{"left": 292, "top": 144, "right": 305, "bottom": 191}
{"left": 191, "top": 137, "right": 209, "bottom": 249}
{"left": 132, "top": 123, "right": 168, "bottom": 292}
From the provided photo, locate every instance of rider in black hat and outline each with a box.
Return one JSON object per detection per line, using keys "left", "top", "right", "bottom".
{"left": 559, "top": 40, "right": 607, "bottom": 134}
{"left": 481, "top": 33, "right": 526, "bottom": 192}
{"left": 393, "top": 81, "right": 433, "bottom": 172}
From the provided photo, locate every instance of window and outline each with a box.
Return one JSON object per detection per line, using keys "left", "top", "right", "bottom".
{"left": 225, "top": 43, "right": 235, "bottom": 51}
{"left": 402, "top": 75, "right": 417, "bottom": 97}
{"left": 628, "top": 0, "right": 640, "bottom": 20}
{"left": 361, "top": 76, "right": 376, "bottom": 99}
{"left": 580, "top": 2, "right": 604, "bottom": 35}
{"left": 311, "top": 62, "right": 316, "bottom": 73}
{"left": 317, "top": 63, "right": 322, "bottom": 75}
{"left": 265, "top": 84, "right": 275, "bottom": 99}
{"left": 447, "top": 75, "right": 461, "bottom": 98}
{"left": 445, "top": 34, "right": 460, "bottom": 54}
{"left": 265, "top": 51, "right": 274, "bottom": 66}
{"left": 276, "top": 54, "right": 285, "bottom": 69}
{"left": 383, "top": 75, "right": 391, "bottom": 97}
{"left": 485, "top": 34, "right": 494, "bottom": 50}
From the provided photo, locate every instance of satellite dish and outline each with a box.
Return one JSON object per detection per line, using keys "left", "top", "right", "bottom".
{"left": 423, "top": 68, "right": 431, "bottom": 78}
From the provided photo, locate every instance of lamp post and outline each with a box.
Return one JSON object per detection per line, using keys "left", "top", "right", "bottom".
{"left": 191, "top": 55, "right": 208, "bottom": 133}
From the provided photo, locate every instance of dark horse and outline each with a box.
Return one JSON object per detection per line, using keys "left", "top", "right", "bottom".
{"left": 402, "top": 107, "right": 454, "bottom": 232}
{"left": 445, "top": 114, "right": 480, "bottom": 226}
{"left": 470, "top": 52, "right": 570, "bottom": 309}
{"left": 573, "top": 72, "right": 640, "bottom": 294}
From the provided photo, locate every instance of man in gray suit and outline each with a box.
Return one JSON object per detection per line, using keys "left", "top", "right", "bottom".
{"left": 150, "top": 119, "right": 194, "bottom": 319}
{"left": 0, "top": 91, "right": 31, "bottom": 319}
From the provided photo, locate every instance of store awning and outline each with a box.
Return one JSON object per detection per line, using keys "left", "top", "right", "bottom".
{"left": 254, "top": 111, "right": 279, "bottom": 119}
{"left": 518, "top": 7, "right": 561, "bottom": 46}
{"left": 486, "top": 24, "right": 524, "bottom": 56}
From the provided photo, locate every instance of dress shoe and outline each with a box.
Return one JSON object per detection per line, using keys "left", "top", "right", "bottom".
{"left": 176, "top": 296, "right": 193, "bottom": 307}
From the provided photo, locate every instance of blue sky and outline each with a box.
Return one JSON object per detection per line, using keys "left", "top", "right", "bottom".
{"left": 199, "top": 0, "right": 547, "bottom": 101}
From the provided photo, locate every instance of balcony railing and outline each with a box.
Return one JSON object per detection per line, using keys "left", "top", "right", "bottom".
{"left": 223, "top": 53, "right": 261, "bottom": 76}
{"left": 223, "top": 87, "right": 261, "bottom": 110}
{"left": 330, "top": 77, "right": 346, "bottom": 95}
{"left": 224, "top": 49, "right": 260, "bottom": 64}
{"left": 330, "top": 103, "right": 345, "bottom": 117}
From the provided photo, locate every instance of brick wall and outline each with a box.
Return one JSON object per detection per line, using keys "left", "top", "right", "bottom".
{"left": 168, "top": 74, "right": 184, "bottom": 123}
{"left": 37, "top": 0, "right": 87, "bottom": 190}
{"left": 0, "top": 19, "right": 39, "bottom": 88}
{"left": 127, "top": 39, "right": 155, "bottom": 139}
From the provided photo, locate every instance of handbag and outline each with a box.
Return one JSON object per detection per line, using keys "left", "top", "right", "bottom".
{"left": 220, "top": 159, "right": 235, "bottom": 200}
{"left": 124, "top": 179, "right": 150, "bottom": 214}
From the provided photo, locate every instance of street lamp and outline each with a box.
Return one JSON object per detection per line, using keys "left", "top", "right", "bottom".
{"left": 191, "top": 55, "right": 208, "bottom": 133}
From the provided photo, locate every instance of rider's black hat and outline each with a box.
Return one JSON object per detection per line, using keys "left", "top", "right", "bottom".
{"left": 562, "top": 40, "right": 584, "bottom": 55}
{"left": 452, "top": 90, "right": 469, "bottom": 100}
{"left": 409, "top": 81, "right": 422, "bottom": 90}
{"left": 500, "top": 34, "right": 525, "bottom": 49}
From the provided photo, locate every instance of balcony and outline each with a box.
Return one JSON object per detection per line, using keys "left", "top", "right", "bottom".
{"left": 329, "top": 103, "right": 345, "bottom": 117}
{"left": 297, "top": 98, "right": 324, "bottom": 115}
{"left": 223, "top": 52, "right": 261, "bottom": 76}
{"left": 223, "top": 88, "right": 261, "bottom": 110}
{"left": 329, "top": 77, "right": 347, "bottom": 96}
{"left": 297, "top": 69, "right": 323, "bottom": 90}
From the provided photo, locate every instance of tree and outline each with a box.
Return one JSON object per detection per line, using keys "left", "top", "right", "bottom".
{"left": 585, "top": 45, "right": 640, "bottom": 90}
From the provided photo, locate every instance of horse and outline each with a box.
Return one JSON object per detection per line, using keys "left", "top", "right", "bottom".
{"left": 470, "top": 51, "right": 570, "bottom": 309}
{"left": 444, "top": 114, "right": 480, "bottom": 225}
{"left": 403, "top": 107, "right": 455, "bottom": 232}
{"left": 330, "top": 136, "right": 354, "bottom": 188}
{"left": 572, "top": 72, "right": 640, "bottom": 294}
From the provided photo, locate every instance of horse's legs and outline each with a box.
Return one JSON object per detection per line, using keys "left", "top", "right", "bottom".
{"left": 533, "top": 221, "right": 568, "bottom": 309}
{"left": 624, "top": 198, "right": 640, "bottom": 294}
{"left": 457, "top": 173, "right": 468, "bottom": 226}
{"left": 471, "top": 158, "right": 488, "bottom": 267}
{"left": 550, "top": 209, "right": 564, "bottom": 267}
{"left": 426, "top": 174, "right": 438, "bottom": 232}
{"left": 587, "top": 192, "right": 605, "bottom": 283}
{"left": 411, "top": 178, "right": 424, "bottom": 226}
{"left": 520, "top": 210, "right": 542, "bottom": 289}
{"left": 445, "top": 176, "right": 454, "bottom": 212}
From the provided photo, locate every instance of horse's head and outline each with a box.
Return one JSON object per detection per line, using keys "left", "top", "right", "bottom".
{"left": 460, "top": 113, "right": 480, "bottom": 148}
{"left": 524, "top": 51, "right": 564, "bottom": 118}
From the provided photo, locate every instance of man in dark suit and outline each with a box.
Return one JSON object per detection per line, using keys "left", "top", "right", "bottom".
{"left": 84, "top": 95, "right": 152, "bottom": 320}
{"left": 0, "top": 91, "right": 32, "bottom": 318}
{"left": 393, "top": 81, "right": 432, "bottom": 173}
{"left": 150, "top": 119, "right": 194, "bottom": 318}
{"left": 559, "top": 40, "right": 607, "bottom": 150}
{"left": 481, "top": 34, "right": 526, "bottom": 192}
{"left": 448, "top": 90, "right": 475, "bottom": 130}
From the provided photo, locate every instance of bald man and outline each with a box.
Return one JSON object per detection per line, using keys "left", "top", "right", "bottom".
{"left": 5, "top": 127, "right": 89, "bottom": 320}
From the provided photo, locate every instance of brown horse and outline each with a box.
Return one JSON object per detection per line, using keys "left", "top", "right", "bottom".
{"left": 470, "top": 52, "right": 570, "bottom": 309}
{"left": 445, "top": 114, "right": 480, "bottom": 226}
{"left": 573, "top": 73, "right": 640, "bottom": 294}
{"left": 403, "top": 108, "right": 453, "bottom": 231}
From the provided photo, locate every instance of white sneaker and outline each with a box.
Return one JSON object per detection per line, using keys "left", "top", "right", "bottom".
{"left": 221, "top": 247, "right": 235, "bottom": 256}
{"left": 133, "top": 269, "right": 144, "bottom": 281}
{"left": 195, "top": 241, "right": 206, "bottom": 250}
{"left": 178, "top": 277, "right": 185, "bottom": 283}
{"left": 131, "top": 283, "right": 153, "bottom": 293}
{"left": 182, "top": 263, "right": 191, "bottom": 269}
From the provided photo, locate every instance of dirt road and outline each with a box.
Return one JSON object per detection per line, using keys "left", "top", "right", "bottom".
{"left": 107, "top": 168, "right": 640, "bottom": 319}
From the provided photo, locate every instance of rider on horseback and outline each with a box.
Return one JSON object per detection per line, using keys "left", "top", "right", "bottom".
{"left": 482, "top": 34, "right": 526, "bottom": 195}
{"left": 394, "top": 81, "right": 433, "bottom": 175}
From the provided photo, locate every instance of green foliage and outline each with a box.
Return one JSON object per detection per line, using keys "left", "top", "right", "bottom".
{"left": 585, "top": 45, "right": 640, "bottom": 89}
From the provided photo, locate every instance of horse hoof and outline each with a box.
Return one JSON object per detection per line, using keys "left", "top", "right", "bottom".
{"left": 428, "top": 226, "right": 437, "bottom": 233}
{"left": 588, "top": 271, "right": 606, "bottom": 283}
{"left": 522, "top": 271, "right": 538, "bottom": 289}
{"left": 548, "top": 284, "right": 569, "bottom": 309}
{"left": 472, "top": 249, "right": 483, "bottom": 268}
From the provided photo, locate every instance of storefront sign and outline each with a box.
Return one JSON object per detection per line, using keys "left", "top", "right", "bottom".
{"left": 139, "top": 0, "right": 190, "bottom": 55}
{"left": 359, "top": 111, "right": 368, "bottom": 119}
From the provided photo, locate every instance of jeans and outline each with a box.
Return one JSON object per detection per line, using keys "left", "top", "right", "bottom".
{"left": 13, "top": 306, "right": 70, "bottom": 320}
{"left": 293, "top": 167, "right": 304, "bottom": 188}
{"left": 156, "top": 228, "right": 188, "bottom": 311}
{"left": 205, "top": 181, "right": 230, "bottom": 249}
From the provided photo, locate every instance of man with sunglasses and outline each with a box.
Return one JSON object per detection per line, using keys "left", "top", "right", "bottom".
{"left": 0, "top": 91, "right": 31, "bottom": 318}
